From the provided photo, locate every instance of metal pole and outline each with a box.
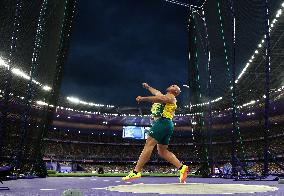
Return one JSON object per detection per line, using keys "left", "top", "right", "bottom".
{"left": 229, "top": 0, "right": 238, "bottom": 176}
{"left": 263, "top": 0, "right": 270, "bottom": 176}
{"left": 201, "top": 8, "right": 213, "bottom": 176}
{"left": 187, "top": 10, "right": 201, "bottom": 104}
{"left": 15, "top": 0, "right": 49, "bottom": 170}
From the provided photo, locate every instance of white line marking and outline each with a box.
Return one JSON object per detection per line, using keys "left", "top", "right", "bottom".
{"left": 79, "top": 178, "right": 85, "bottom": 180}
{"left": 91, "top": 187, "right": 106, "bottom": 190}
{"left": 103, "top": 180, "right": 109, "bottom": 182}
{"left": 115, "top": 181, "right": 121, "bottom": 183}
{"left": 126, "top": 182, "right": 132, "bottom": 184}
{"left": 40, "top": 189, "right": 56, "bottom": 191}
{"left": 90, "top": 179, "right": 97, "bottom": 181}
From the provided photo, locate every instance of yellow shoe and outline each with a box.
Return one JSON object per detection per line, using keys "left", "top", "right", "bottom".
{"left": 179, "top": 165, "right": 189, "bottom": 183}
{"left": 122, "top": 170, "right": 142, "bottom": 181}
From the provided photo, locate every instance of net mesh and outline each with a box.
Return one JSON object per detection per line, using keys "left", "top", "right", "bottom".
{"left": 0, "top": 0, "right": 76, "bottom": 176}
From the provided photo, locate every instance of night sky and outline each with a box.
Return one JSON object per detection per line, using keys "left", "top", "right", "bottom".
{"left": 61, "top": 0, "right": 281, "bottom": 107}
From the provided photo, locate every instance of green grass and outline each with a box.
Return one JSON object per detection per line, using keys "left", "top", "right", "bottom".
{"left": 49, "top": 172, "right": 97, "bottom": 177}
{"left": 47, "top": 170, "right": 56, "bottom": 175}
{"left": 48, "top": 172, "right": 200, "bottom": 178}
{"left": 97, "top": 173, "right": 179, "bottom": 177}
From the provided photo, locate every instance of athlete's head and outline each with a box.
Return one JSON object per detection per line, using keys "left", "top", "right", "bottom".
{"left": 166, "top": 84, "right": 181, "bottom": 96}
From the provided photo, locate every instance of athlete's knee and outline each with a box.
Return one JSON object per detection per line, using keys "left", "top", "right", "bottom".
{"left": 145, "top": 136, "right": 158, "bottom": 147}
{"left": 144, "top": 145, "right": 155, "bottom": 152}
{"left": 157, "top": 146, "right": 169, "bottom": 157}
{"left": 158, "top": 149, "right": 166, "bottom": 157}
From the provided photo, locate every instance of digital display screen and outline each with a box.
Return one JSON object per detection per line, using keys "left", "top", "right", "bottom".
{"left": 122, "top": 126, "right": 149, "bottom": 140}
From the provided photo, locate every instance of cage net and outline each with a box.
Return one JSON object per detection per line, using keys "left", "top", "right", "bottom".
{"left": 0, "top": 0, "right": 76, "bottom": 176}
{"left": 186, "top": 0, "right": 284, "bottom": 176}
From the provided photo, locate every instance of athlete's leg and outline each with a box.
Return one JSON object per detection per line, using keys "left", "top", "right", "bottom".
{"left": 157, "top": 144, "right": 188, "bottom": 183}
{"left": 157, "top": 144, "right": 182, "bottom": 169}
{"left": 134, "top": 136, "right": 158, "bottom": 172}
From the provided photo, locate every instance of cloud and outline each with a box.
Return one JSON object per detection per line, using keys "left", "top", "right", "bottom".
{"left": 61, "top": 0, "right": 279, "bottom": 106}
{"left": 61, "top": 0, "right": 189, "bottom": 106}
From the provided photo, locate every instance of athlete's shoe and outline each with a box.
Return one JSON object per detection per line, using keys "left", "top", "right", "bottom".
{"left": 179, "top": 165, "right": 189, "bottom": 183}
{"left": 122, "top": 170, "right": 142, "bottom": 181}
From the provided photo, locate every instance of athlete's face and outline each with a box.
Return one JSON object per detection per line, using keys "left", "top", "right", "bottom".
{"left": 166, "top": 85, "right": 181, "bottom": 96}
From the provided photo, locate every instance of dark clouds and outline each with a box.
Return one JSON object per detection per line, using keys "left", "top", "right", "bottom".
{"left": 61, "top": 0, "right": 282, "bottom": 106}
{"left": 61, "top": 0, "right": 189, "bottom": 106}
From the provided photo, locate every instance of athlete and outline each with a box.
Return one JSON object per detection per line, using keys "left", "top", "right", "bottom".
{"left": 122, "top": 83, "right": 189, "bottom": 183}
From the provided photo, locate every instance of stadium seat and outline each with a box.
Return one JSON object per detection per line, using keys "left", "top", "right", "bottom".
{"left": 0, "top": 166, "right": 14, "bottom": 190}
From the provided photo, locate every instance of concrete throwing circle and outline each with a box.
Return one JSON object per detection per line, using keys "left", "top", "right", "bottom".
{"left": 107, "top": 183, "right": 278, "bottom": 194}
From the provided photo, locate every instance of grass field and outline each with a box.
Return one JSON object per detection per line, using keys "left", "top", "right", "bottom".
{"left": 48, "top": 171, "right": 200, "bottom": 178}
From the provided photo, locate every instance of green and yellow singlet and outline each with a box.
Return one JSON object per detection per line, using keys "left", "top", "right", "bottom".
{"left": 150, "top": 102, "right": 177, "bottom": 120}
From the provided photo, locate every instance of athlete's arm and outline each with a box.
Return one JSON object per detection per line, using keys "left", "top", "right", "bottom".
{"left": 136, "top": 94, "right": 175, "bottom": 104}
{"left": 142, "top": 83, "right": 162, "bottom": 96}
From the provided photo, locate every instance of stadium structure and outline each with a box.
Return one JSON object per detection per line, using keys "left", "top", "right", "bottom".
{"left": 0, "top": 0, "right": 284, "bottom": 195}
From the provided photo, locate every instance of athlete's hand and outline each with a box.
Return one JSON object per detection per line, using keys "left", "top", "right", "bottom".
{"left": 136, "top": 96, "right": 143, "bottom": 103}
{"left": 142, "top": 83, "right": 150, "bottom": 89}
